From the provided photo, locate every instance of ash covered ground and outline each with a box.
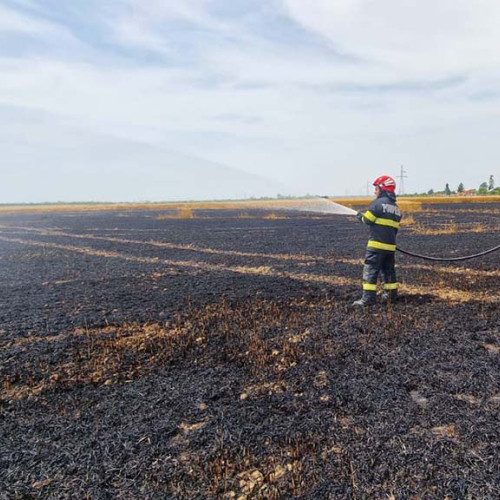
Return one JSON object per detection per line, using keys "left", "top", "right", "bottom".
{"left": 0, "top": 203, "right": 499, "bottom": 499}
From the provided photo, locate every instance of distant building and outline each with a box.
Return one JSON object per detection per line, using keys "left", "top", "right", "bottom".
{"left": 458, "top": 189, "right": 476, "bottom": 196}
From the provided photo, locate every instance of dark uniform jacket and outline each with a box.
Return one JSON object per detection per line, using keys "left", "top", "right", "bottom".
{"left": 359, "top": 191, "right": 402, "bottom": 252}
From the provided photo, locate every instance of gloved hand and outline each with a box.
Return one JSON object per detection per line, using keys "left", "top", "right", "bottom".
{"left": 356, "top": 211, "right": 363, "bottom": 221}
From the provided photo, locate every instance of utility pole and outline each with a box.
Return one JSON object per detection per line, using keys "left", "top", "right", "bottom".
{"left": 398, "top": 165, "right": 408, "bottom": 195}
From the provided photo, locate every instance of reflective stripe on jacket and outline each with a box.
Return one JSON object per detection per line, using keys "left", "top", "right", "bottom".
{"left": 360, "top": 191, "right": 402, "bottom": 252}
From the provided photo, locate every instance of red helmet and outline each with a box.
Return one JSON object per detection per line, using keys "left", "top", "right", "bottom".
{"left": 373, "top": 175, "right": 396, "bottom": 193}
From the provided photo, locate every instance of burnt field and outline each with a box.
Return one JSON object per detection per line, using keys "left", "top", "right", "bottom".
{"left": 0, "top": 202, "right": 499, "bottom": 499}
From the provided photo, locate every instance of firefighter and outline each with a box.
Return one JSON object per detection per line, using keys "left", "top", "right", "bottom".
{"left": 353, "top": 175, "right": 402, "bottom": 307}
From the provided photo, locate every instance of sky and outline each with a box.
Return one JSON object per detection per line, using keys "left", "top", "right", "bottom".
{"left": 1, "top": 0, "right": 500, "bottom": 202}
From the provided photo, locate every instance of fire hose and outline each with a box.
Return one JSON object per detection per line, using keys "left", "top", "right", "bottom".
{"left": 286, "top": 200, "right": 498, "bottom": 262}
{"left": 348, "top": 206, "right": 499, "bottom": 262}
{"left": 396, "top": 243, "right": 500, "bottom": 262}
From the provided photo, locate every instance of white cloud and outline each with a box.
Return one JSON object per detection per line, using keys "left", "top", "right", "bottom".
{"left": 283, "top": 0, "right": 500, "bottom": 75}
{"left": 0, "top": 3, "right": 73, "bottom": 38}
{"left": 110, "top": 0, "right": 235, "bottom": 52}
{"left": 122, "top": 0, "right": 213, "bottom": 24}
{"left": 0, "top": 1, "right": 499, "bottom": 200}
{"left": 1, "top": 49, "right": 498, "bottom": 196}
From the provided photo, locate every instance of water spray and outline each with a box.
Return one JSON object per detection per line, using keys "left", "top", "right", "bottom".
{"left": 273, "top": 198, "right": 499, "bottom": 262}
{"left": 268, "top": 197, "right": 358, "bottom": 216}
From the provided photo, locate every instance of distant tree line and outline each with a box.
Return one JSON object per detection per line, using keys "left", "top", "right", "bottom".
{"left": 420, "top": 175, "right": 499, "bottom": 196}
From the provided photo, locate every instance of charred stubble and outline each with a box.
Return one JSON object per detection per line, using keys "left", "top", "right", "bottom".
{"left": 0, "top": 204, "right": 499, "bottom": 499}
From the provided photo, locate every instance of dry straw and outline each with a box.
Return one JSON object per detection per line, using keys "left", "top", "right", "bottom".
{"left": 1, "top": 195, "right": 499, "bottom": 215}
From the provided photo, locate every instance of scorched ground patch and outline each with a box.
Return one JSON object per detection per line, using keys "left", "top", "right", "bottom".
{"left": 0, "top": 203, "right": 499, "bottom": 499}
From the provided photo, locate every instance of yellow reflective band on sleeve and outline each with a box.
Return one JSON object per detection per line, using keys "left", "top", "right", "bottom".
{"left": 383, "top": 283, "right": 398, "bottom": 290}
{"left": 363, "top": 210, "right": 377, "bottom": 222}
{"left": 367, "top": 240, "right": 397, "bottom": 252}
{"left": 363, "top": 283, "right": 377, "bottom": 291}
{"left": 374, "top": 218, "right": 400, "bottom": 229}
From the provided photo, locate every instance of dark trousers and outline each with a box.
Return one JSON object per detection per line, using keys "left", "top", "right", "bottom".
{"left": 361, "top": 249, "right": 397, "bottom": 303}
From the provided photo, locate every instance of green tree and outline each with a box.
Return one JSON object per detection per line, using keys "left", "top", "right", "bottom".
{"left": 427, "top": 188, "right": 434, "bottom": 195}
{"left": 444, "top": 183, "right": 451, "bottom": 195}
{"left": 477, "top": 182, "right": 488, "bottom": 195}
{"left": 457, "top": 182, "right": 464, "bottom": 193}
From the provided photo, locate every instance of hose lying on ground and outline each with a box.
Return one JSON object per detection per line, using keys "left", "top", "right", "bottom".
{"left": 396, "top": 243, "right": 500, "bottom": 262}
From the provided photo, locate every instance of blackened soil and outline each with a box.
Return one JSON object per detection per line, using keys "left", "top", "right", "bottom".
{"left": 0, "top": 204, "right": 499, "bottom": 499}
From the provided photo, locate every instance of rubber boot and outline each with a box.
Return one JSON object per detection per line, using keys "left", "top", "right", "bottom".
{"left": 352, "top": 291, "right": 377, "bottom": 307}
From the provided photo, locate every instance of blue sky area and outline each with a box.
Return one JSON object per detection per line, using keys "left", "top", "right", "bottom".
{"left": 1, "top": 0, "right": 499, "bottom": 202}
